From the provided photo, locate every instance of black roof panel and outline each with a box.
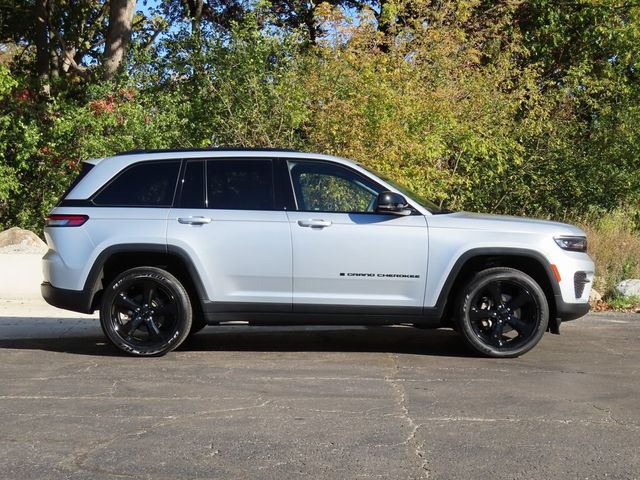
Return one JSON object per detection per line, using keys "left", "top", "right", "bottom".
{"left": 115, "top": 147, "right": 301, "bottom": 156}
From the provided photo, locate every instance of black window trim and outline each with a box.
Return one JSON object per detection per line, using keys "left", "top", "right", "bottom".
{"left": 176, "top": 159, "right": 206, "bottom": 210}
{"left": 89, "top": 159, "right": 183, "bottom": 208}
{"left": 274, "top": 158, "right": 297, "bottom": 211}
{"left": 204, "top": 159, "right": 209, "bottom": 208}
{"left": 174, "top": 157, "right": 282, "bottom": 212}
{"left": 59, "top": 156, "right": 419, "bottom": 214}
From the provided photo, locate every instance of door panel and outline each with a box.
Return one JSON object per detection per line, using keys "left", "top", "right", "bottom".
{"left": 285, "top": 159, "right": 429, "bottom": 309}
{"left": 168, "top": 158, "right": 292, "bottom": 307}
{"left": 168, "top": 209, "right": 292, "bottom": 305}
{"left": 286, "top": 212, "right": 428, "bottom": 307}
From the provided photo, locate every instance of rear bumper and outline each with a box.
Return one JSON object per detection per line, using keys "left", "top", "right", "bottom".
{"left": 555, "top": 295, "right": 590, "bottom": 321}
{"left": 41, "top": 282, "right": 94, "bottom": 314}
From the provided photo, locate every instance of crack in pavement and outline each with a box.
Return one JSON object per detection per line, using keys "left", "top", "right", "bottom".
{"left": 591, "top": 403, "right": 630, "bottom": 427}
{"left": 384, "top": 353, "right": 430, "bottom": 479}
{"left": 56, "top": 398, "right": 272, "bottom": 479}
{"left": 407, "top": 415, "right": 640, "bottom": 429}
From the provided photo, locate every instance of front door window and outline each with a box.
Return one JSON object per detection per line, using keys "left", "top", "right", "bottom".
{"left": 288, "top": 161, "right": 380, "bottom": 213}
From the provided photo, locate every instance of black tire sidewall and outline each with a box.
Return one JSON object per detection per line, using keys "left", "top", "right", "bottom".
{"left": 456, "top": 268, "right": 549, "bottom": 358}
{"left": 100, "top": 267, "right": 192, "bottom": 356}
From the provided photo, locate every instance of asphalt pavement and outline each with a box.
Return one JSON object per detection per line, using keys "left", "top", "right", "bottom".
{"left": 0, "top": 299, "right": 638, "bottom": 479}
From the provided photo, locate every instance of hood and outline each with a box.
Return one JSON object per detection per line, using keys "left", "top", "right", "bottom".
{"left": 431, "top": 211, "right": 586, "bottom": 236}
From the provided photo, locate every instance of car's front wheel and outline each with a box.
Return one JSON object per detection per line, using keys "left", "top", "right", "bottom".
{"left": 455, "top": 267, "right": 549, "bottom": 358}
{"left": 100, "top": 267, "right": 192, "bottom": 356}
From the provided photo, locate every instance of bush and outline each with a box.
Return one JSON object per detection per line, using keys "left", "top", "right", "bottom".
{"left": 1, "top": 9, "right": 639, "bottom": 239}
{"left": 0, "top": 84, "right": 188, "bottom": 231}
{"left": 579, "top": 209, "right": 640, "bottom": 296}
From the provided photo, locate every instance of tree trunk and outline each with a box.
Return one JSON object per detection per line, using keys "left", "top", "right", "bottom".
{"left": 187, "top": 0, "right": 204, "bottom": 30}
{"left": 102, "top": 0, "right": 136, "bottom": 81}
{"left": 60, "top": 46, "right": 76, "bottom": 73}
{"left": 48, "top": 0, "right": 59, "bottom": 80}
{"left": 50, "top": 46, "right": 60, "bottom": 80}
{"left": 34, "top": 0, "right": 50, "bottom": 95}
{"left": 304, "top": 8, "right": 317, "bottom": 46}
{"left": 377, "top": 0, "right": 394, "bottom": 53}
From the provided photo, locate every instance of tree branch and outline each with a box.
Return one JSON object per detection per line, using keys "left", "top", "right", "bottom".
{"left": 49, "top": 28, "right": 90, "bottom": 77}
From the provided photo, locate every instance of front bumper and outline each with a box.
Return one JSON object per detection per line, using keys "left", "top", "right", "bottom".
{"left": 41, "top": 282, "right": 94, "bottom": 314}
{"left": 555, "top": 295, "right": 590, "bottom": 321}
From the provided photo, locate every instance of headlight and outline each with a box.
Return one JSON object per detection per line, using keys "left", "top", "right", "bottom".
{"left": 554, "top": 236, "right": 587, "bottom": 252}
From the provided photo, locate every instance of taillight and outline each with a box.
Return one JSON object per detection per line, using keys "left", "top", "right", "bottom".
{"left": 46, "top": 214, "right": 89, "bottom": 227}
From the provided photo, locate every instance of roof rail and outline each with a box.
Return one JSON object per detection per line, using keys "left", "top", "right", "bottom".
{"left": 114, "top": 147, "right": 301, "bottom": 156}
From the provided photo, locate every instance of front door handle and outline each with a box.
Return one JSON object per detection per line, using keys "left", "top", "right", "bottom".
{"left": 178, "top": 216, "right": 212, "bottom": 225}
{"left": 298, "top": 219, "right": 332, "bottom": 229}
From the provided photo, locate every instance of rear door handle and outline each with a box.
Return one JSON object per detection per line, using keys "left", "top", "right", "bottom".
{"left": 178, "top": 216, "right": 212, "bottom": 225}
{"left": 297, "top": 219, "right": 332, "bottom": 228}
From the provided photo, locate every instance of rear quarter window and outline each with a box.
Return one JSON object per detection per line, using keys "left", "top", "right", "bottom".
{"left": 56, "top": 162, "right": 95, "bottom": 205}
{"left": 93, "top": 161, "right": 181, "bottom": 207}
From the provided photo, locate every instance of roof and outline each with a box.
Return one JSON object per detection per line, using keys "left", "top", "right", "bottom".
{"left": 114, "top": 147, "right": 300, "bottom": 156}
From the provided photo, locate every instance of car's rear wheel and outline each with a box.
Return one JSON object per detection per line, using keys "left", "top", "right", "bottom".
{"left": 455, "top": 267, "right": 549, "bottom": 358}
{"left": 100, "top": 267, "right": 192, "bottom": 356}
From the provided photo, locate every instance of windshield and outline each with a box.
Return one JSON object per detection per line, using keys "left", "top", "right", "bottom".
{"left": 360, "top": 166, "right": 445, "bottom": 213}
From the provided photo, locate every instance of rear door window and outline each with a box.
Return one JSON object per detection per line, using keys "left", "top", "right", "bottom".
{"left": 93, "top": 161, "right": 181, "bottom": 207}
{"left": 179, "top": 160, "right": 206, "bottom": 208}
{"left": 206, "top": 159, "right": 275, "bottom": 210}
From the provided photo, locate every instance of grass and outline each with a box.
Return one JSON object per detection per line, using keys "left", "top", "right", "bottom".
{"left": 577, "top": 208, "right": 640, "bottom": 298}
{"left": 606, "top": 295, "right": 640, "bottom": 310}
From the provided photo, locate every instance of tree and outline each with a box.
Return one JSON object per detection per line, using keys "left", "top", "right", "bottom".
{"left": 34, "top": 0, "right": 50, "bottom": 94}
{"left": 1, "top": 0, "right": 110, "bottom": 88}
{"left": 103, "top": 0, "right": 137, "bottom": 80}
{"left": 158, "top": 0, "right": 245, "bottom": 34}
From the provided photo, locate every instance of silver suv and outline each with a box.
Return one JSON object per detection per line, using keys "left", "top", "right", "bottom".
{"left": 41, "top": 149, "right": 594, "bottom": 357}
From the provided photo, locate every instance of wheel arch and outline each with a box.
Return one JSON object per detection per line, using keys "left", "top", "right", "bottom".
{"left": 434, "top": 248, "right": 561, "bottom": 333}
{"left": 84, "top": 244, "right": 208, "bottom": 313}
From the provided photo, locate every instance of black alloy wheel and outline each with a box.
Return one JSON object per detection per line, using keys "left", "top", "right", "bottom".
{"left": 100, "top": 267, "right": 192, "bottom": 356}
{"left": 456, "top": 267, "right": 549, "bottom": 357}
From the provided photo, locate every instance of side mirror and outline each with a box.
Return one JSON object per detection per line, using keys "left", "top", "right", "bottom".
{"left": 375, "top": 191, "right": 412, "bottom": 216}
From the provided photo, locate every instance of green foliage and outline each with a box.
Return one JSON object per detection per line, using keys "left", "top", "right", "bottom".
{"left": 1, "top": 1, "right": 639, "bottom": 235}
{"left": 298, "top": 173, "right": 376, "bottom": 212}
{"left": 607, "top": 295, "right": 640, "bottom": 311}
{"left": 0, "top": 65, "right": 17, "bottom": 95}
{"left": 0, "top": 66, "right": 17, "bottom": 207}
{"left": 579, "top": 208, "right": 640, "bottom": 296}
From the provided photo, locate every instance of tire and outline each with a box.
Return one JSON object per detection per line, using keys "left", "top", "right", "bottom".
{"left": 100, "top": 267, "right": 192, "bottom": 356}
{"left": 455, "top": 267, "right": 549, "bottom": 358}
